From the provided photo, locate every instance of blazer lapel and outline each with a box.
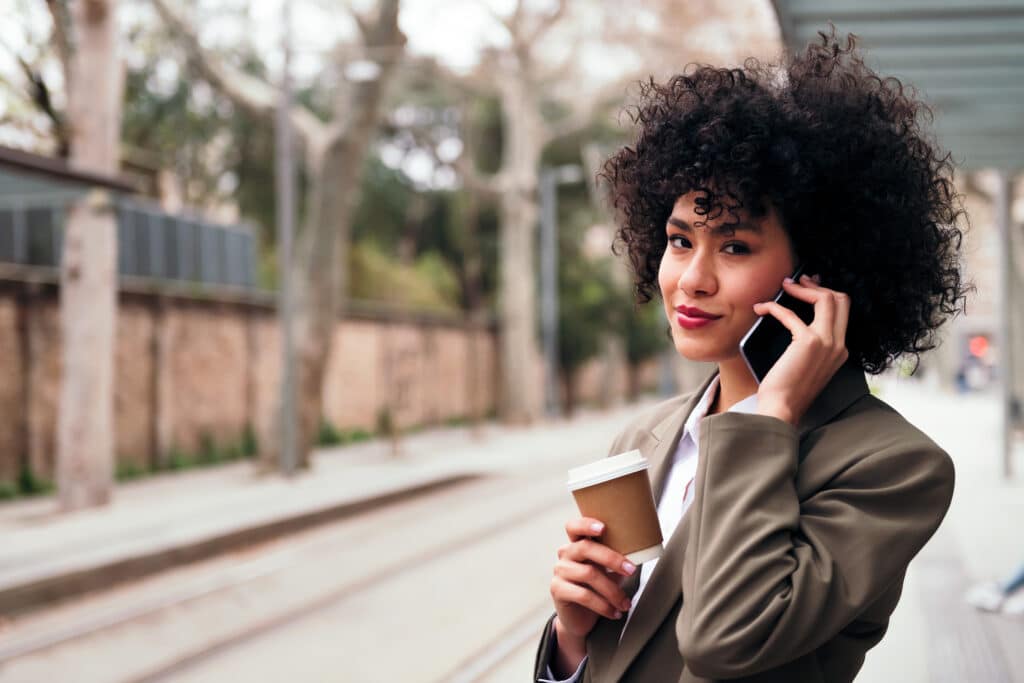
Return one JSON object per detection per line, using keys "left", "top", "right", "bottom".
{"left": 586, "top": 371, "right": 717, "bottom": 683}
{"left": 594, "top": 362, "right": 868, "bottom": 683}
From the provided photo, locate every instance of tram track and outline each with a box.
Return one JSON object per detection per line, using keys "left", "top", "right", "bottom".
{"left": 0, "top": 462, "right": 576, "bottom": 683}
{"left": 130, "top": 489, "right": 566, "bottom": 682}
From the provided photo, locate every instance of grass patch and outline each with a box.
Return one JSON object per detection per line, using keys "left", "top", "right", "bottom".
{"left": 0, "top": 467, "right": 55, "bottom": 503}
{"left": 0, "top": 480, "right": 18, "bottom": 500}
{"left": 317, "top": 418, "right": 345, "bottom": 446}
{"left": 317, "top": 417, "right": 375, "bottom": 447}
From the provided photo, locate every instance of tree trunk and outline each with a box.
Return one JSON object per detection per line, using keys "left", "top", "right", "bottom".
{"left": 627, "top": 363, "right": 641, "bottom": 402}
{"left": 57, "top": 0, "right": 122, "bottom": 511}
{"left": 149, "top": 0, "right": 404, "bottom": 474}
{"left": 496, "top": 70, "right": 544, "bottom": 425}
{"left": 459, "top": 190, "right": 487, "bottom": 439}
{"left": 277, "top": 77, "right": 401, "bottom": 468}
{"left": 560, "top": 367, "right": 577, "bottom": 418}
{"left": 253, "top": 1, "right": 405, "bottom": 472}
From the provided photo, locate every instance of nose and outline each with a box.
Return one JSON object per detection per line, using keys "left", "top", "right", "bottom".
{"left": 677, "top": 249, "right": 718, "bottom": 297}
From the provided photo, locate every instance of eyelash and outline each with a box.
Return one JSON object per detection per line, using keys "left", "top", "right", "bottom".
{"left": 667, "top": 235, "right": 751, "bottom": 255}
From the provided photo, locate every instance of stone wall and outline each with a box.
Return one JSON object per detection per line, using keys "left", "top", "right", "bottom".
{"left": 0, "top": 280, "right": 501, "bottom": 480}
{"left": 0, "top": 277, "right": 657, "bottom": 482}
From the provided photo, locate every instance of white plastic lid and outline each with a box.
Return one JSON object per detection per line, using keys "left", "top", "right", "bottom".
{"left": 567, "top": 449, "right": 648, "bottom": 491}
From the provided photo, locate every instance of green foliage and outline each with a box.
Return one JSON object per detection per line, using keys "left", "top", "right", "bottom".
{"left": 0, "top": 480, "right": 18, "bottom": 500}
{"left": 413, "top": 250, "right": 461, "bottom": 306}
{"left": 156, "top": 427, "right": 256, "bottom": 476}
{"left": 167, "top": 447, "right": 192, "bottom": 471}
{"left": 444, "top": 415, "right": 471, "bottom": 428}
{"left": 18, "top": 467, "right": 54, "bottom": 496}
{"left": 241, "top": 424, "right": 258, "bottom": 458}
{"left": 623, "top": 300, "right": 670, "bottom": 365}
{"left": 349, "top": 241, "right": 461, "bottom": 313}
{"left": 317, "top": 417, "right": 376, "bottom": 447}
{"left": 557, "top": 253, "right": 619, "bottom": 374}
{"left": 348, "top": 428, "right": 372, "bottom": 443}
{"left": 376, "top": 407, "right": 394, "bottom": 437}
{"left": 116, "top": 460, "right": 147, "bottom": 481}
{"left": 198, "top": 432, "right": 220, "bottom": 465}
{"left": 350, "top": 156, "right": 415, "bottom": 249}
{"left": 317, "top": 418, "right": 344, "bottom": 447}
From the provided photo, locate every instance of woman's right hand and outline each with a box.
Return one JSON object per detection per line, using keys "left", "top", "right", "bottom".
{"left": 549, "top": 517, "right": 638, "bottom": 643}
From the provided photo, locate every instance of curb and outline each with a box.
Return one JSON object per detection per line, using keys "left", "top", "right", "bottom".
{"left": 0, "top": 472, "right": 482, "bottom": 617}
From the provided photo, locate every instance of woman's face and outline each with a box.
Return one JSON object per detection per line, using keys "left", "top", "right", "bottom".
{"left": 658, "top": 192, "right": 797, "bottom": 364}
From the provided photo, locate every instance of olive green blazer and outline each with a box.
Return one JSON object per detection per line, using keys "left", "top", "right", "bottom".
{"left": 534, "top": 363, "right": 955, "bottom": 682}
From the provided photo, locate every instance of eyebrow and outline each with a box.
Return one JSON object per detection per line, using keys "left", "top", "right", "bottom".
{"left": 667, "top": 216, "right": 762, "bottom": 236}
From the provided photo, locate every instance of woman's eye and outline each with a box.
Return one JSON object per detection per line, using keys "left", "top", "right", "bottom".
{"left": 668, "top": 235, "right": 691, "bottom": 249}
{"left": 723, "top": 242, "right": 751, "bottom": 255}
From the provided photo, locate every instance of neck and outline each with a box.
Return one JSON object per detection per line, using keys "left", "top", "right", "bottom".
{"left": 709, "top": 355, "right": 759, "bottom": 416}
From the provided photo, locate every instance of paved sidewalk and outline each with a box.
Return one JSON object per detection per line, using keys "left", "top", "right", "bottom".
{"left": 858, "top": 375, "right": 1024, "bottom": 682}
{"left": 0, "top": 401, "right": 655, "bottom": 616}
{"left": 2, "top": 378, "right": 1020, "bottom": 682}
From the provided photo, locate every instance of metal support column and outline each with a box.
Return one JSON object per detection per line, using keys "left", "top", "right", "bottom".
{"left": 996, "top": 170, "right": 1014, "bottom": 478}
{"left": 539, "top": 168, "right": 559, "bottom": 418}
{"left": 276, "top": 0, "right": 298, "bottom": 476}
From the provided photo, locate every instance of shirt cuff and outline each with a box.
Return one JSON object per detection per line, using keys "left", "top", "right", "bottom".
{"left": 540, "top": 657, "right": 587, "bottom": 683}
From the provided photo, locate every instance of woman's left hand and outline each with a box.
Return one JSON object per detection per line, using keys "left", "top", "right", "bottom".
{"left": 752, "top": 273, "right": 851, "bottom": 426}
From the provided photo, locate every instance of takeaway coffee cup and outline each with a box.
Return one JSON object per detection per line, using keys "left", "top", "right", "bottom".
{"left": 567, "top": 449, "right": 663, "bottom": 565}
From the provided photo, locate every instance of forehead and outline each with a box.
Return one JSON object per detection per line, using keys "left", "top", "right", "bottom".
{"left": 667, "top": 193, "right": 776, "bottom": 236}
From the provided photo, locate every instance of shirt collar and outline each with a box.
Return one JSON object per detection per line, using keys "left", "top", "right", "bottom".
{"left": 682, "top": 374, "right": 759, "bottom": 445}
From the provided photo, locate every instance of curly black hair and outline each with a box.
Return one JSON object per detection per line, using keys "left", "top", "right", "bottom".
{"left": 600, "top": 28, "right": 971, "bottom": 375}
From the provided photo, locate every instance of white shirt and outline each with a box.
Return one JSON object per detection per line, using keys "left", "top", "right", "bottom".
{"left": 541, "top": 377, "right": 758, "bottom": 683}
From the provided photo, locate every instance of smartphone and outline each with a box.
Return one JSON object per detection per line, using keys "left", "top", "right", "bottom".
{"left": 739, "top": 266, "right": 816, "bottom": 384}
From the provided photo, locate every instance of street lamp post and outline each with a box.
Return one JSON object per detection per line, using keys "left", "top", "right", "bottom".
{"left": 276, "top": 0, "right": 298, "bottom": 476}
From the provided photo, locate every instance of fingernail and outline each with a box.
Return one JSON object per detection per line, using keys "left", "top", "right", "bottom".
{"left": 615, "top": 611, "right": 623, "bottom": 619}
{"left": 622, "top": 561, "right": 636, "bottom": 575}
{"left": 783, "top": 277, "right": 794, "bottom": 284}
{"left": 591, "top": 522, "right": 604, "bottom": 533}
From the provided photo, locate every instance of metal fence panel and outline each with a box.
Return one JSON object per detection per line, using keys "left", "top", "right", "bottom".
{"left": 0, "top": 211, "right": 14, "bottom": 263}
{"left": 0, "top": 198, "right": 258, "bottom": 291}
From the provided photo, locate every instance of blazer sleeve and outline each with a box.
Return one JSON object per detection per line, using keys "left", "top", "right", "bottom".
{"left": 676, "top": 411, "right": 955, "bottom": 679}
{"left": 533, "top": 422, "right": 640, "bottom": 683}
{"left": 534, "top": 613, "right": 588, "bottom": 682}
{"left": 533, "top": 613, "right": 559, "bottom": 680}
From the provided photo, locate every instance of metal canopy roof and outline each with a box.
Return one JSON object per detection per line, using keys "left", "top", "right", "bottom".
{"left": 770, "top": 0, "right": 1024, "bottom": 171}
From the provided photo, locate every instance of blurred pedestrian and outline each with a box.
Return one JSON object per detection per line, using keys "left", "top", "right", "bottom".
{"left": 966, "top": 563, "right": 1024, "bottom": 616}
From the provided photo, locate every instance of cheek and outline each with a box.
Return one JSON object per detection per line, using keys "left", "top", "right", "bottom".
{"left": 657, "top": 255, "right": 675, "bottom": 297}
{"left": 740, "top": 260, "right": 791, "bottom": 305}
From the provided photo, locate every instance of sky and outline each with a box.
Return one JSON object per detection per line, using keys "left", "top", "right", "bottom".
{"left": 0, "top": 0, "right": 668, "bottom": 99}
{"left": 0, "top": 0, "right": 760, "bottom": 176}
{"left": 0, "top": 0, "right": 667, "bottom": 153}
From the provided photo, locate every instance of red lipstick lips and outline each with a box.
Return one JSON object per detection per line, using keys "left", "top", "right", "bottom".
{"left": 675, "top": 305, "right": 722, "bottom": 330}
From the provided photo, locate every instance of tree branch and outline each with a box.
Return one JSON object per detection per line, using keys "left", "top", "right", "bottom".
{"left": 323, "top": 0, "right": 406, "bottom": 143}
{"left": 525, "top": 0, "right": 569, "bottom": 45}
{"left": 45, "top": 0, "right": 73, "bottom": 90}
{"left": 346, "top": 5, "right": 372, "bottom": 41}
{"left": 482, "top": 0, "right": 519, "bottom": 44}
{"left": 453, "top": 145, "right": 504, "bottom": 201}
{"left": 534, "top": 43, "right": 578, "bottom": 91}
{"left": 150, "top": 0, "right": 325, "bottom": 143}
{"left": 541, "top": 75, "right": 631, "bottom": 146}
{"left": 16, "top": 55, "right": 70, "bottom": 156}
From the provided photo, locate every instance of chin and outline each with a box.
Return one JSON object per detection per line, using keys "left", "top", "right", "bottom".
{"left": 672, "top": 336, "right": 735, "bottom": 364}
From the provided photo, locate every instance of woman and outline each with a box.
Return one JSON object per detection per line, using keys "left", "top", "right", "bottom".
{"left": 534, "top": 29, "right": 968, "bottom": 683}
